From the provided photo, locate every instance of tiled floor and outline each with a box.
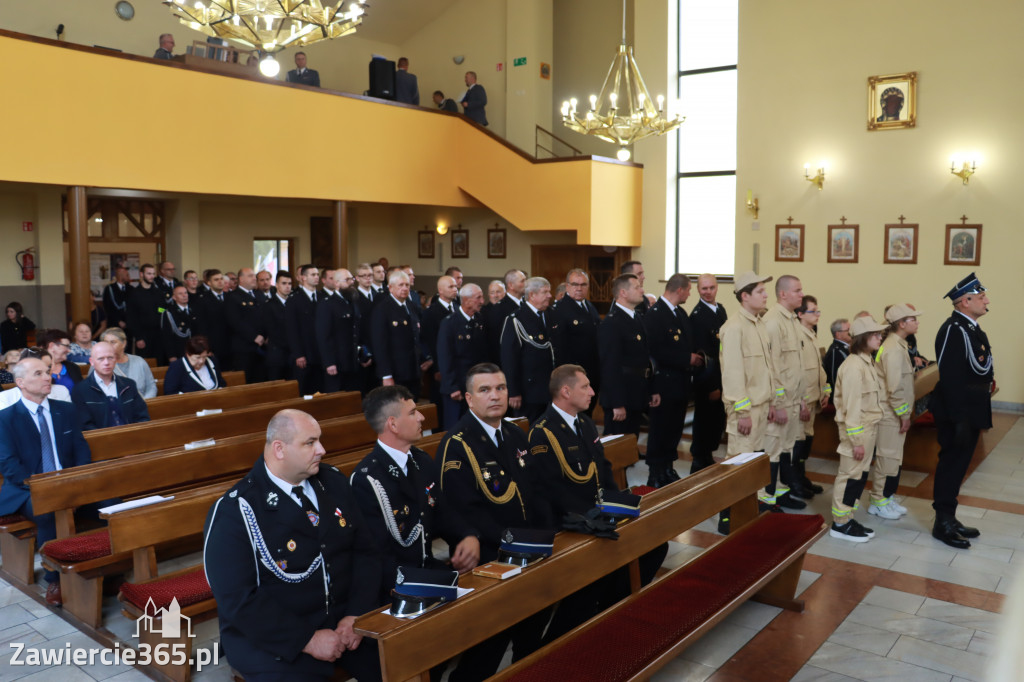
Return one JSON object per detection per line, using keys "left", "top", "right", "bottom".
{"left": 1, "top": 416, "right": 1020, "bottom": 680}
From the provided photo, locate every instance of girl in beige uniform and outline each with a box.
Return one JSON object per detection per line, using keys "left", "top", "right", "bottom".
{"left": 793, "top": 295, "right": 830, "bottom": 498}
{"left": 830, "top": 316, "right": 886, "bottom": 542}
{"left": 868, "top": 304, "right": 921, "bottom": 520}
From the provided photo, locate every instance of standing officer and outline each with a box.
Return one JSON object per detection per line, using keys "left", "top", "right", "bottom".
{"left": 316, "top": 268, "right": 361, "bottom": 393}
{"left": 353, "top": 263, "right": 379, "bottom": 395}
{"left": 487, "top": 269, "right": 525, "bottom": 363}
{"left": 436, "top": 284, "right": 488, "bottom": 430}
{"left": 437, "top": 363, "right": 550, "bottom": 681}
{"left": 262, "top": 270, "right": 292, "bottom": 382}
{"left": 155, "top": 261, "right": 180, "bottom": 300}
{"left": 718, "top": 272, "right": 774, "bottom": 530}
{"left": 286, "top": 265, "right": 322, "bottom": 395}
{"left": 103, "top": 265, "right": 131, "bottom": 337}
{"left": 196, "top": 269, "right": 230, "bottom": 367}
{"left": 552, "top": 268, "right": 601, "bottom": 413}
{"left": 930, "top": 273, "right": 993, "bottom": 549}
{"left": 500, "top": 277, "right": 556, "bottom": 421}
{"left": 351, "top": 386, "right": 480, "bottom": 604}
{"left": 689, "top": 274, "right": 728, "bottom": 473}
{"left": 225, "top": 267, "right": 266, "bottom": 384}
{"left": 160, "top": 285, "right": 197, "bottom": 363}
{"left": 127, "top": 263, "right": 165, "bottom": 363}
{"left": 370, "top": 270, "right": 430, "bottom": 397}
{"left": 598, "top": 274, "right": 659, "bottom": 437}
{"left": 620, "top": 261, "right": 650, "bottom": 315}
{"left": 203, "top": 410, "right": 382, "bottom": 680}
{"left": 643, "top": 274, "right": 700, "bottom": 486}
{"left": 763, "top": 275, "right": 809, "bottom": 508}
{"left": 421, "top": 276, "right": 458, "bottom": 420}
{"left": 823, "top": 318, "right": 852, "bottom": 402}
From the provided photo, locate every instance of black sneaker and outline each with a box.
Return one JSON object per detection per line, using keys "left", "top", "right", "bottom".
{"left": 717, "top": 516, "right": 730, "bottom": 535}
{"left": 830, "top": 519, "right": 872, "bottom": 543}
{"left": 776, "top": 492, "right": 807, "bottom": 510}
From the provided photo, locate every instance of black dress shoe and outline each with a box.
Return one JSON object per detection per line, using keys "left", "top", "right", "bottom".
{"left": 776, "top": 492, "right": 807, "bottom": 510}
{"left": 933, "top": 519, "right": 971, "bottom": 549}
{"left": 953, "top": 519, "right": 980, "bottom": 538}
{"left": 646, "top": 467, "right": 670, "bottom": 488}
{"left": 665, "top": 467, "right": 681, "bottom": 482}
{"left": 787, "top": 481, "right": 815, "bottom": 500}
{"left": 803, "top": 476, "right": 824, "bottom": 495}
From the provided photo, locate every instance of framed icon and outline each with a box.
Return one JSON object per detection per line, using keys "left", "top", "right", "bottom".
{"left": 884, "top": 222, "right": 919, "bottom": 264}
{"left": 827, "top": 223, "right": 859, "bottom": 263}
{"left": 417, "top": 230, "right": 434, "bottom": 259}
{"left": 451, "top": 229, "right": 469, "bottom": 258}
{"left": 944, "top": 223, "right": 981, "bottom": 266}
{"left": 487, "top": 228, "right": 506, "bottom": 258}
{"left": 775, "top": 223, "right": 804, "bottom": 262}
{"left": 868, "top": 72, "right": 917, "bottom": 131}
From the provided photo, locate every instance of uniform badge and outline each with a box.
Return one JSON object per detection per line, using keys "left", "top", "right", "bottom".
{"left": 673, "top": 335, "right": 680, "bottom": 341}
{"left": 516, "top": 448, "right": 528, "bottom": 467}
{"left": 389, "top": 464, "right": 401, "bottom": 478}
{"left": 286, "top": 539, "right": 297, "bottom": 552}
{"left": 307, "top": 510, "right": 320, "bottom": 526}
{"left": 276, "top": 560, "right": 288, "bottom": 570}
{"left": 393, "top": 321, "right": 399, "bottom": 327}
{"left": 465, "top": 334, "right": 471, "bottom": 339}
{"left": 396, "top": 567, "right": 405, "bottom": 584}
{"left": 426, "top": 482, "right": 436, "bottom": 507}
{"left": 482, "top": 469, "right": 492, "bottom": 481}
{"left": 403, "top": 320, "right": 408, "bottom": 326}
{"left": 335, "top": 508, "right": 347, "bottom": 527}
{"left": 538, "top": 334, "right": 545, "bottom": 340}
{"left": 573, "top": 319, "right": 579, "bottom": 326}
{"left": 457, "top": 334, "right": 463, "bottom": 340}
{"left": 229, "top": 490, "right": 238, "bottom": 498}
{"left": 266, "top": 491, "right": 279, "bottom": 507}
{"left": 636, "top": 334, "right": 642, "bottom": 341}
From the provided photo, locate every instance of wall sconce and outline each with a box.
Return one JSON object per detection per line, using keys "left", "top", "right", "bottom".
{"left": 804, "top": 162, "right": 826, "bottom": 190}
{"left": 436, "top": 223, "right": 449, "bottom": 235}
{"left": 950, "top": 157, "right": 977, "bottom": 185}
{"left": 745, "top": 190, "right": 759, "bottom": 219}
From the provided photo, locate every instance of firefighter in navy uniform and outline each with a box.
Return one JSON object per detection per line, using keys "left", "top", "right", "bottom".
{"left": 203, "top": 409, "right": 382, "bottom": 681}
{"left": 436, "top": 284, "right": 488, "bottom": 430}
{"left": 930, "top": 273, "right": 994, "bottom": 549}
{"left": 499, "top": 277, "right": 557, "bottom": 422}
{"left": 689, "top": 274, "right": 729, "bottom": 473}
{"left": 160, "top": 285, "right": 197, "bottom": 362}
{"left": 551, "top": 268, "right": 602, "bottom": 412}
{"left": 437, "top": 363, "right": 551, "bottom": 682}
{"left": 351, "top": 386, "right": 480, "bottom": 605}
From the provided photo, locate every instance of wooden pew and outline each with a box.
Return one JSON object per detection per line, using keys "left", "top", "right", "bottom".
{"left": 31, "top": 405, "right": 439, "bottom": 627}
{"left": 145, "top": 379, "right": 297, "bottom": 420}
{"left": 83, "top": 391, "right": 363, "bottom": 461}
{"left": 354, "top": 457, "right": 774, "bottom": 682}
{"left": 151, "top": 366, "right": 168, "bottom": 381}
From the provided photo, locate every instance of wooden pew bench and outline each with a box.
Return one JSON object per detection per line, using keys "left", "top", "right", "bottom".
{"left": 30, "top": 404, "right": 439, "bottom": 627}
{"left": 492, "top": 512, "right": 826, "bottom": 681}
{"left": 145, "top": 379, "right": 296, "bottom": 420}
{"left": 84, "top": 390, "right": 363, "bottom": 461}
{"left": 105, "top": 435, "right": 448, "bottom": 682}
{"left": 354, "top": 457, "right": 774, "bottom": 682}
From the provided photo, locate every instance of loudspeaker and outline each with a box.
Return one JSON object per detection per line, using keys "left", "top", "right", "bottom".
{"left": 369, "top": 59, "right": 396, "bottom": 100}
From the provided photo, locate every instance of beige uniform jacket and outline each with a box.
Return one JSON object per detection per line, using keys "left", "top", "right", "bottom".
{"left": 798, "top": 323, "right": 829, "bottom": 402}
{"left": 720, "top": 306, "right": 774, "bottom": 416}
{"left": 835, "top": 352, "right": 883, "bottom": 448}
{"left": 875, "top": 334, "right": 914, "bottom": 421}
{"left": 764, "top": 303, "right": 804, "bottom": 408}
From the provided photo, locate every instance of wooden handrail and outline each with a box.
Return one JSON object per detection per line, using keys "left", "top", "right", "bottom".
{"left": 536, "top": 124, "right": 583, "bottom": 158}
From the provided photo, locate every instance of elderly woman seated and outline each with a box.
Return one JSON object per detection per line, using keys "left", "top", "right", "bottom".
{"left": 68, "top": 322, "right": 97, "bottom": 364}
{"left": 163, "top": 335, "right": 226, "bottom": 394}
{"left": 96, "top": 327, "right": 157, "bottom": 399}
{"left": 0, "top": 347, "right": 72, "bottom": 409}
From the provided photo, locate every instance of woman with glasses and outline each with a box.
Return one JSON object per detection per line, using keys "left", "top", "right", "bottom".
{"left": 792, "top": 295, "right": 831, "bottom": 499}
{"left": 37, "top": 329, "right": 83, "bottom": 391}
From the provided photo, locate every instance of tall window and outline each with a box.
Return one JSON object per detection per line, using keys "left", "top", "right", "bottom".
{"left": 253, "top": 238, "right": 293, "bottom": 280}
{"left": 676, "top": 0, "right": 738, "bottom": 275}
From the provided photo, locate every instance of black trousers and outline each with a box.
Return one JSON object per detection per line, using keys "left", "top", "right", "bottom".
{"left": 294, "top": 362, "right": 323, "bottom": 395}
{"left": 691, "top": 390, "right": 726, "bottom": 471}
{"left": 231, "top": 349, "right": 266, "bottom": 384}
{"left": 442, "top": 395, "right": 468, "bottom": 431}
{"left": 646, "top": 396, "right": 687, "bottom": 468}
{"left": 603, "top": 408, "right": 644, "bottom": 438}
{"left": 264, "top": 347, "right": 291, "bottom": 382}
{"left": 933, "top": 418, "right": 982, "bottom": 516}
{"left": 323, "top": 370, "right": 360, "bottom": 393}
{"left": 240, "top": 638, "right": 381, "bottom": 682}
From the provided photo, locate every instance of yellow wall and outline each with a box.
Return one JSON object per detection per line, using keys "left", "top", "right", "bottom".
{"left": 738, "top": 0, "right": 1023, "bottom": 405}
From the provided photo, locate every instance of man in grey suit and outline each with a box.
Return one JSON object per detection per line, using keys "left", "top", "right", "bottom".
{"left": 395, "top": 57, "right": 419, "bottom": 105}
{"left": 433, "top": 90, "right": 459, "bottom": 112}
{"left": 460, "top": 71, "right": 488, "bottom": 126}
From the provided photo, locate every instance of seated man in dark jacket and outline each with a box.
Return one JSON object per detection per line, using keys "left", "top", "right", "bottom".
{"left": 71, "top": 341, "right": 150, "bottom": 430}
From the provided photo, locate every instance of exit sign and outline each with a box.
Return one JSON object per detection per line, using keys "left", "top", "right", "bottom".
{"left": 513, "top": 57, "right": 527, "bottom": 67}
{"left": 22, "top": 221, "right": 33, "bottom": 232}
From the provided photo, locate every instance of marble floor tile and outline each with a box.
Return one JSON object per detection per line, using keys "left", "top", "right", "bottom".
{"left": 850, "top": 603, "right": 974, "bottom": 650}
{"left": 888, "top": 634, "right": 989, "bottom": 681}
{"left": 956, "top": 543, "right": 1012, "bottom": 563}
{"left": 915, "top": 598, "right": 1003, "bottom": 634}
{"left": 808, "top": 640, "right": 952, "bottom": 682}
{"left": 0, "top": 584, "right": 33, "bottom": 609}
{"left": 978, "top": 509, "right": 1024, "bottom": 525}
{"left": 26, "top": 615, "right": 77, "bottom": 640}
{"left": 809, "top": 538, "right": 898, "bottom": 570}
{"left": 889, "top": 557, "right": 1001, "bottom": 592}
{"left": 103, "top": 672, "right": 154, "bottom": 682}
{"left": 790, "top": 664, "right": 862, "bottom": 682}
{"left": 862, "top": 585, "right": 926, "bottom": 614}
{"left": 678, "top": 621, "right": 758, "bottom": 668}
{"left": 722, "top": 600, "right": 782, "bottom": 630}
{"left": 898, "top": 470, "right": 928, "bottom": 487}
{"left": 966, "top": 629, "right": 995, "bottom": 656}
{"left": 7, "top": 668, "right": 96, "bottom": 682}
{"left": 649, "top": 657, "right": 716, "bottom": 682}
{"left": 0, "top": 604, "right": 38, "bottom": 631}
{"left": 826, "top": 620, "right": 899, "bottom": 656}
{"left": 865, "top": 538, "right": 958, "bottom": 566}
{"left": 995, "top": 574, "right": 1016, "bottom": 595}
{"left": 796, "top": 569, "right": 821, "bottom": 597}
{"left": 948, "top": 552, "right": 1016, "bottom": 580}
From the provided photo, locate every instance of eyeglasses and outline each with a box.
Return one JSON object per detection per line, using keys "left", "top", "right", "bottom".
{"left": 58, "top": 342, "right": 72, "bottom": 349}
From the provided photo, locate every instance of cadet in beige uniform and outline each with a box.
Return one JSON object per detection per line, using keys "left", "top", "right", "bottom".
{"left": 794, "top": 295, "right": 830, "bottom": 498}
{"left": 830, "top": 316, "right": 886, "bottom": 542}
{"left": 868, "top": 303, "right": 920, "bottom": 520}
{"left": 718, "top": 272, "right": 775, "bottom": 532}
{"left": 762, "top": 275, "right": 808, "bottom": 509}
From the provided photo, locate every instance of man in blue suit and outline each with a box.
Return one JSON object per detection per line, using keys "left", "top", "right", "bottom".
{"left": 0, "top": 354, "right": 91, "bottom": 604}
{"left": 460, "top": 71, "right": 488, "bottom": 126}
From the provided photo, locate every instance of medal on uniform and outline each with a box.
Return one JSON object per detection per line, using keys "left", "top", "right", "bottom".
{"left": 335, "top": 508, "right": 347, "bottom": 527}
{"left": 482, "top": 469, "right": 491, "bottom": 481}
{"left": 636, "top": 334, "right": 642, "bottom": 340}
{"left": 276, "top": 560, "right": 288, "bottom": 570}
{"left": 286, "top": 539, "right": 296, "bottom": 552}
{"left": 426, "top": 482, "right": 436, "bottom": 507}
{"left": 516, "top": 448, "right": 528, "bottom": 467}
{"left": 307, "top": 510, "right": 320, "bottom": 526}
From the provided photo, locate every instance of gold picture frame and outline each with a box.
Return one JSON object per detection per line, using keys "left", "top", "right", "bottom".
{"left": 867, "top": 72, "right": 917, "bottom": 131}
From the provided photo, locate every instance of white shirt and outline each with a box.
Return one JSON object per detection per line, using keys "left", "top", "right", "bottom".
{"left": 390, "top": 294, "right": 408, "bottom": 310}
{"left": 376, "top": 439, "right": 410, "bottom": 475}
{"left": 276, "top": 294, "right": 288, "bottom": 305}
{"left": 551, "top": 403, "right": 579, "bottom": 434}
{"left": 438, "top": 298, "right": 456, "bottom": 313}
{"left": 469, "top": 410, "right": 502, "bottom": 447}
{"left": 699, "top": 299, "right": 719, "bottom": 314}
{"left": 93, "top": 371, "right": 118, "bottom": 398}
{"left": 506, "top": 294, "right": 523, "bottom": 308}
{"left": 194, "top": 363, "right": 216, "bottom": 390}
{"left": 301, "top": 286, "right": 317, "bottom": 302}
{"left": 0, "top": 385, "right": 70, "bottom": 409}
{"left": 615, "top": 302, "right": 636, "bottom": 318}
{"left": 526, "top": 301, "right": 543, "bottom": 317}
{"left": 659, "top": 296, "right": 678, "bottom": 311}
{"left": 19, "top": 396, "right": 63, "bottom": 471}
{"left": 265, "top": 463, "right": 319, "bottom": 511}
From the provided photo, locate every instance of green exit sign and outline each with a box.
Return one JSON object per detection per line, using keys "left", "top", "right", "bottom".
{"left": 513, "top": 57, "right": 527, "bottom": 67}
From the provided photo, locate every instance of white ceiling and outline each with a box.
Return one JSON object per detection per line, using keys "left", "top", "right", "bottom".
{"left": 353, "top": 0, "right": 462, "bottom": 45}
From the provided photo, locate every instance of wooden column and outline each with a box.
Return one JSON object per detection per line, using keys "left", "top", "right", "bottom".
{"left": 66, "top": 186, "right": 91, "bottom": 326}
{"left": 332, "top": 200, "right": 348, "bottom": 269}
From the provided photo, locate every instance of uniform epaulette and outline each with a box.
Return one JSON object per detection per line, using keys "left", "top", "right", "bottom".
{"left": 226, "top": 476, "right": 254, "bottom": 499}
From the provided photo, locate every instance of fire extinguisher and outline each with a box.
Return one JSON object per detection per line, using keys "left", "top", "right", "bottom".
{"left": 15, "top": 248, "right": 35, "bottom": 281}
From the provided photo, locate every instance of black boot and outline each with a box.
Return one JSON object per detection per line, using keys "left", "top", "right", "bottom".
{"left": 796, "top": 436, "right": 824, "bottom": 493}
{"left": 717, "top": 508, "right": 730, "bottom": 535}
{"left": 953, "top": 518, "right": 980, "bottom": 538}
{"left": 780, "top": 452, "right": 813, "bottom": 500}
{"left": 646, "top": 462, "right": 671, "bottom": 488}
{"left": 933, "top": 515, "right": 971, "bottom": 549}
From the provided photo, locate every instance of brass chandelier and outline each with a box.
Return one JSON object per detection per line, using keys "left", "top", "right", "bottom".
{"left": 162, "top": 0, "right": 368, "bottom": 56}
{"left": 561, "top": 0, "right": 682, "bottom": 162}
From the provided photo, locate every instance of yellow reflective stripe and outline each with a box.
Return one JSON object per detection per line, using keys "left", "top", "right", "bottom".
{"left": 846, "top": 425, "right": 864, "bottom": 435}
{"left": 823, "top": 384, "right": 832, "bottom": 394}
{"left": 775, "top": 387, "right": 785, "bottom": 397}
{"left": 895, "top": 403, "right": 910, "bottom": 416}
{"left": 734, "top": 398, "right": 751, "bottom": 410}
{"left": 831, "top": 506, "right": 852, "bottom": 516}
{"left": 874, "top": 345, "right": 884, "bottom": 363}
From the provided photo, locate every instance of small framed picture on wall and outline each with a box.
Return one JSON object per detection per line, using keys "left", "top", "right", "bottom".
{"left": 487, "top": 227, "right": 506, "bottom": 258}
{"left": 418, "top": 230, "right": 434, "bottom": 259}
{"left": 944, "top": 221, "right": 981, "bottom": 266}
{"left": 867, "top": 72, "right": 917, "bottom": 131}
{"left": 451, "top": 229, "right": 469, "bottom": 258}
{"left": 884, "top": 222, "right": 919, "bottom": 264}
{"left": 827, "top": 222, "right": 859, "bottom": 263}
{"left": 775, "top": 222, "right": 804, "bottom": 262}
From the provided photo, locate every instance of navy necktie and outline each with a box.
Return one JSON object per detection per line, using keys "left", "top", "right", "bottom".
{"left": 36, "top": 405, "right": 56, "bottom": 473}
